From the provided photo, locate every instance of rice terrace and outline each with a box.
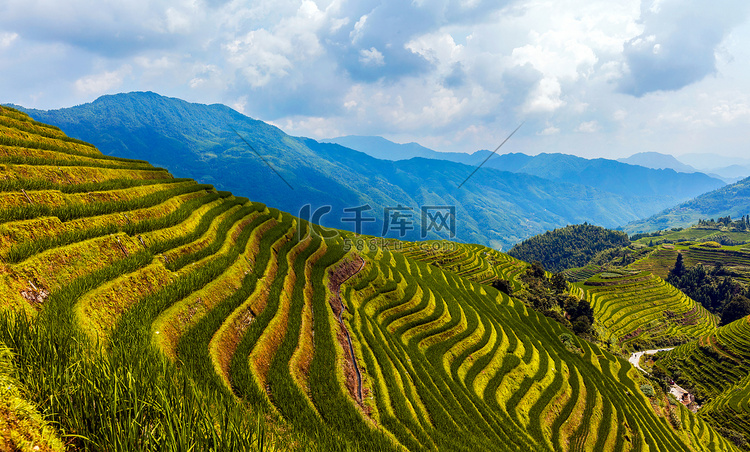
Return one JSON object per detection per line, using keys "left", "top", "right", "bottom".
{"left": 2, "top": 97, "right": 750, "bottom": 452}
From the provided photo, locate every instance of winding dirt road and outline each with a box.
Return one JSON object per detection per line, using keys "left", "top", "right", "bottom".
{"left": 628, "top": 348, "right": 674, "bottom": 373}
{"left": 629, "top": 347, "right": 698, "bottom": 410}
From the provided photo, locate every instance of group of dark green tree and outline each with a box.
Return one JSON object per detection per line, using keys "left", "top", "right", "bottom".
{"left": 667, "top": 253, "right": 750, "bottom": 326}
{"left": 697, "top": 215, "right": 750, "bottom": 230}
{"left": 492, "top": 261, "right": 595, "bottom": 337}
{"left": 508, "top": 224, "right": 630, "bottom": 273}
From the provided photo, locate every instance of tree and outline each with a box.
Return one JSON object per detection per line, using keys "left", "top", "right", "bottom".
{"left": 668, "top": 253, "right": 686, "bottom": 280}
{"left": 491, "top": 278, "right": 513, "bottom": 295}
{"left": 528, "top": 261, "right": 546, "bottom": 279}
{"left": 575, "top": 300, "right": 594, "bottom": 323}
{"left": 551, "top": 273, "right": 567, "bottom": 294}
{"left": 721, "top": 295, "right": 750, "bottom": 326}
{"left": 572, "top": 315, "right": 592, "bottom": 335}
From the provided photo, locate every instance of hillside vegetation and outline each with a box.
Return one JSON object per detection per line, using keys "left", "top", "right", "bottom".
{"left": 575, "top": 271, "right": 718, "bottom": 350}
{"left": 508, "top": 224, "right": 630, "bottom": 272}
{"left": 324, "top": 137, "right": 725, "bottom": 202}
{"left": 654, "top": 316, "right": 750, "bottom": 447}
{"left": 0, "top": 106, "right": 740, "bottom": 451}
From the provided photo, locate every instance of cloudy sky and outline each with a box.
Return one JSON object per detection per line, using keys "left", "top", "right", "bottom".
{"left": 1, "top": 0, "right": 749, "bottom": 159}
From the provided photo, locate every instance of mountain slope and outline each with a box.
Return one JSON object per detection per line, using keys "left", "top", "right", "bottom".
{"left": 655, "top": 316, "right": 750, "bottom": 444}
{"left": 499, "top": 153, "right": 724, "bottom": 200}
{"left": 0, "top": 106, "right": 739, "bottom": 451}
{"left": 624, "top": 176, "right": 750, "bottom": 235}
{"left": 13, "top": 91, "right": 707, "bottom": 251}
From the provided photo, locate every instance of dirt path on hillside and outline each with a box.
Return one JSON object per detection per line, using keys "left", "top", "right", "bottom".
{"left": 629, "top": 348, "right": 674, "bottom": 373}
{"left": 329, "top": 254, "right": 366, "bottom": 403}
{"left": 629, "top": 347, "right": 699, "bottom": 411}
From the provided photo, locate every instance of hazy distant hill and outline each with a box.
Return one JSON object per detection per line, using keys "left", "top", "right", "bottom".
{"left": 624, "top": 176, "right": 750, "bottom": 234}
{"left": 617, "top": 151, "right": 698, "bottom": 173}
{"left": 503, "top": 153, "right": 724, "bottom": 199}
{"left": 327, "top": 135, "right": 725, "bottom": 203}
{"left": 322, "top": 135, "right": 485, "bottom": 163}
{"left": 12, "top": 91, "right": 721, "bottom": 250}
{"left": 678, "top": 153, "right": 750, "bottom": 182}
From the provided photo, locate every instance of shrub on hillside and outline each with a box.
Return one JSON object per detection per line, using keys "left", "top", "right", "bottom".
{"left": 490, "top": 278, "right": 513, "bottom": 295}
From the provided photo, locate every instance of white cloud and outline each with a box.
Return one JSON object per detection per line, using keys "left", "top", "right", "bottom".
{"left": 74, "top": 66, "right": 132, "bottom": 95}
{"left": 350, "top": 14, "right": 368, "bottom": 44}
{"left": 523, "top": 77, "right": 564, "bottom": 113}
{"left": 231, "top": 96, "right": 247, "bottom": 114}
{"left": 712, "top": 99, "right": 750, "bottom": 123}
{"left": 0, "top": 32, "right": 19, "bottom": 48}
{"left": 2, "top": 0, "right": 750, "bottom": 160}
{"left": 359, "top": 47, "right": 385, "bottom": 66}
{"left": 620, "top": 0, "right": 750, "bottom": 96}
{"left": 575, "top": 120, "right": 599, "bottom": 133}
{"left": 539, "top": 125, "right": 560, "bottom": 135}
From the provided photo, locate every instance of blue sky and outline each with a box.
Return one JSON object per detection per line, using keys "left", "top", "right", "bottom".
{"left": 1, "top": 0, "right": 749, "bottom": 159}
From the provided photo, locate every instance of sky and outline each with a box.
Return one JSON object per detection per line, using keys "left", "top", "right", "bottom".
{"left": 1, "top": 0, "right": 750, "bottom": 159}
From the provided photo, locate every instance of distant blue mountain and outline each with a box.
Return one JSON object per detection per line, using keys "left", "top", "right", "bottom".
{"left": 10, "top": 92, "right": 726, "bottom": 249}
{"left": 322, "top": 135, "right": 488, "bottom": 164}
{"left": 624, "top": 175, "right": 750, "bottom": 235}
{"left": 327, "top": 135, "right": 725, "bottom": 201}
{"left": 617, "top": 152, "right": 698, "bottom": 173}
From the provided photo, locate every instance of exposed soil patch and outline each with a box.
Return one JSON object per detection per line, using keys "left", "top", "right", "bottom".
{"left": 327, "top": 253, "right": 366, "bottom": 404}
{"left": 19, "top": 280, "right": 49, "bottom": 306}
{"left": 327, "top": 253, "right": 365, "bottom": 319}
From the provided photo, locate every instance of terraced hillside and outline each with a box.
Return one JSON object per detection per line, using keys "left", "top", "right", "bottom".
{"left": 0, "top": 106, "right": 740, "bottom": 451}
{"left": 655, "top": 315, "right": 750, "bottom": 444}
{"left": 577, "top": 271, "right": 718, "bottom": 349}
{"left": 630, "top": 244, "right": 750, "bottom": 283}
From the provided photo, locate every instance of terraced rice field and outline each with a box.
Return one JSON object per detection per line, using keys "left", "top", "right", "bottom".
{"left": 656, "top": 315, "right": 750, "bottom": 440}
{"left": 0, "top": 107, "right": 741, "bottom": 451}
{"left": 578, "top": 272, "right": 717, "bottom": 349}
{"left": 396, "top": 241, "right": 528, "bottom": 289}
{"left": 563, "top": 264, "right": 604, "bottom": 283}
{"left": 343, "top": 247, "right": 738, "bottom": 451}
{"left": 630, "top": 245, "right": 750, "bottom": 282}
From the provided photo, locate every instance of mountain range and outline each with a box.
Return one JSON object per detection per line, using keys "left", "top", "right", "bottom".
{"left": 12, "top": 92, "right": 726, "bottom": 249}
{"left": 324, "top": 136, "right": 725, "bottom": 199}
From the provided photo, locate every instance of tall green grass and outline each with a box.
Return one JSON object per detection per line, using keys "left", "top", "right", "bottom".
{"left": 0, "top": 248, "right": 280, "bottom": 451}
{"left": 4, "top": 191, "right": 231, "bottom": 264}
{"left": 0, "top": 113, "right": 95, "bottom": 147}
{"left": 0, "top": 154, "right": 161, "bottom": 171}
